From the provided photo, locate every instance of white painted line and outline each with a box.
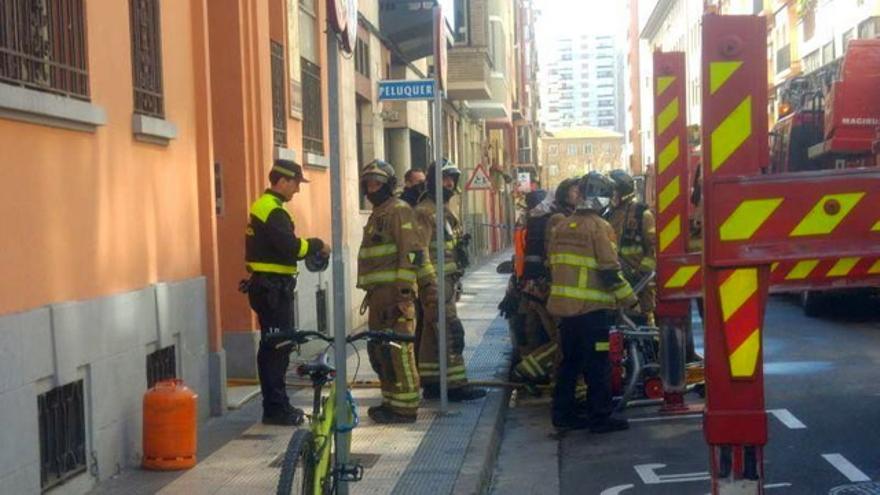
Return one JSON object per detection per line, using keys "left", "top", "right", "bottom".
{"left": 629, "top": 414, "right": 703, "bottom": 423}
{"left": 765, "top": 483, "right": 793, "bottom": 489}
{"left": 822, "top": 453, "right": 871, "bottom": 482}
{"left": 600, "top": 484, "right": 634, "bottom": 495}
{"left": 768, "top": 409, "right": 807, "bottom": 429}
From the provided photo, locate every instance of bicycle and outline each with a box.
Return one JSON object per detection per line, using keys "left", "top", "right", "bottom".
{"left": 274, "top": 330, "right": 416, "bottom": 495}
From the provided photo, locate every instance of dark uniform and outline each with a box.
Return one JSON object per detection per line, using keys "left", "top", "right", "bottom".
{"left": 245, "top": 161, "right": 324, "bottom": 425}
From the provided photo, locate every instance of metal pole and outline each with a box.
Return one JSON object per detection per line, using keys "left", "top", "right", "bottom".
{"left": 433, "top": 4, "right": 448, "bottom": 414}
{"left": 327, "top": 29, "right": 350, "bottom": 495}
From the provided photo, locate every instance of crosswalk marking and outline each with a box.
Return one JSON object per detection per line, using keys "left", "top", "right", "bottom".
{"left": 822, "top": 453, "right": 871, "bottom": 482}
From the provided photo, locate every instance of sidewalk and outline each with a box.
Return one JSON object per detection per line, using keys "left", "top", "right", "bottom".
{"left": 90, "top": 250, "right": 514, "bottom": 495}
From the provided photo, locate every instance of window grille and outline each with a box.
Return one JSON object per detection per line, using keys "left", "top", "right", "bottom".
{"left": 130, "top": 0, "right": 164, "bottom": 117}
{"left": 38, "top": 380, "right": 87, "bottom": 491}
{"left": 271, "top": 40, "right": 287, "bottom": 148}
{"left": 146, "top": 345, "right": 177, "bottom": 388}
{"left": 0, "top": 0, "right": 90, "bottom": 99}
{"left": 301, "top": 58, "right": 324, "bottom": 155}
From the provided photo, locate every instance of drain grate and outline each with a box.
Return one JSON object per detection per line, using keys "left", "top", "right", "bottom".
{"left": 831, "top": 483, "right": 880, "bottom": 495}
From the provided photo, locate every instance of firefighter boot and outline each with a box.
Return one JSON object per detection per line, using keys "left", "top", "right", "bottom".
{"left": 368, "top": 405, "right": 417, "bottom": 424}
{"left": 448, "top": 385, "right": 487, "bottom": 402}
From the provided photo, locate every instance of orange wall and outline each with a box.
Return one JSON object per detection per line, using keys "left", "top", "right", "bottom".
{"left": 0, "top": 0, "right": 204, "bottom": 315}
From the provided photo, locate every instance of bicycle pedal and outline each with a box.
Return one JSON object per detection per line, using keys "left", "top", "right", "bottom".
{"left": 335, "top": 463, "right": 364, "bottom": 482}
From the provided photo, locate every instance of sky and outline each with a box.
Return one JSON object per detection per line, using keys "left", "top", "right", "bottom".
{"left": 534, "top": 0, "right": 627, "bottom": 64}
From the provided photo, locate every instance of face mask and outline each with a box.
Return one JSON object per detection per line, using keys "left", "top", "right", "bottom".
{"left": 597, "top": 197, "right": 610, "bottom": 209}
{"left": 442, "top": 187, "right": 455, "bottom": 203}
{"left": 366, "top": 186, "right": 392, "bottom": 206}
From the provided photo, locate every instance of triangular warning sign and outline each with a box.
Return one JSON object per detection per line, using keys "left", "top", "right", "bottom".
{"left": 466, "top": 164, "right": 493, "bottom": 191}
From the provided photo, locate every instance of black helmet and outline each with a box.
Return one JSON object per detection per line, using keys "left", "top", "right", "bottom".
{"left": 608, "top": 169, "right": 635, "bottom": 197}
{"left": 360, "top": 159, "right": 398, "bottom": 192}
{"left": 525, "top": 189, "right": 547, "bottom": 210}
{"left": 554, "top": 177, "right": 580, "bottom": 206}
{"left": 426, "top": 159, "right": 462, "bottom": 197}
{"left": 304, "top": 252, "right": 329, "bottom": 273}
{"left": 579, "top": 171, "right": 615, "bottom": 211}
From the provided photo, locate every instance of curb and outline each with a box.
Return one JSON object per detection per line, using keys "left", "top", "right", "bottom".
{"left": 452, "top": 365, "right": 513, "bottom": 495}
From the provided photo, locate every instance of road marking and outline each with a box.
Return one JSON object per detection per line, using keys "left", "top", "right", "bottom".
{"left": 629, "top": 414, "right": 703, "bottom": 423}
{"left": 635, "top": 463, "right": 710, "bottom": 484}
{"left": 768, "top": 408, "right": 807, "bottom": 429}
{"left": 703, "top": 483, "right": 792, "bottom": 494}
{"left": 822, "top": 453, "right": 871, "bottom": 482}
{"left": 600, "top": 484, "right": 634, "bottom": 495}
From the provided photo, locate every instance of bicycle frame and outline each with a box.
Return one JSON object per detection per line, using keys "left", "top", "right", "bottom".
{"left": 305, "top": 371, "right": 357, "bottom": 495}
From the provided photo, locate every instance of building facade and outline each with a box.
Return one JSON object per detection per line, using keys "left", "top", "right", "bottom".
{"left": 539, "top": 127, "right": 625, "bottom": 190}
{"left": 541, "top": 33, "right": 624, "bottom": 132}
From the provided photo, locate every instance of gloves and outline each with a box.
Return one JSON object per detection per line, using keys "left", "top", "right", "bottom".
{"left": 498, "top": 291, "right": 519, "bottom": 319}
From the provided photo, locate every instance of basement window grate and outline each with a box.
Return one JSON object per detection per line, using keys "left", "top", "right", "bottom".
{"left": 38, "top": 380, "right": 87, "bottom": 491}
{"left": 146, "top": 345, "right": 177, "bottom": 388}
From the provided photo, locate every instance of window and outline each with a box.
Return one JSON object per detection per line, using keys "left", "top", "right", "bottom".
{"left": 753, "top": 0, "right": 763, "bottom": 14}
{"left": 355, "top": 37, "right": 370, "bottom": 77}
{"left": 822, "top": 41, "right": 835, "bottom": 64}
{"left": 773, "top": 9, "right": 790, "bottom": 74}
{"left": 0, "top": 0, "right": 90, "bottom": 99}
{"left": 316, "top": 288, "right": 328, "bottom": 334}
{"left": 548, "top": 164, "right": 559, "bottom": 177}
{"left": 39, "top": 380, "right": 87, "bottom": 490}
{"left": 583, "top": 143, "right": 593, "bottom": 154}
{"left": 454, "top": 0, "right": 469, "bottom": 43}
{"left": 548, "top": 144, "right": 558, "bottom": 156}
{"left": 859, "top": 17, "right": 880, "bottom": 39}
{"left": 567, "top": 144, "right": 577, "bottom": 156}
{"left": 146, "top": 346, "right": 177, "bottom": 388}
{"left": 271, "top": 41, "right": 287, "bottom": 148}
{"left": 130, "top": 0, "right": 164, "bottom": 118}
{"left": 802, "top": 5, "right": 815, "bottom": 42}
{"left": 803, "top": 50, "right": 821, "bottom": 73}
{"left": 300, "top": 0, "right": 323, "bottom": 154}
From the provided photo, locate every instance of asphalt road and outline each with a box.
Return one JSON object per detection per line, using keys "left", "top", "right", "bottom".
{"left": 490, "top": 296, "right": 880, "bottom": 495}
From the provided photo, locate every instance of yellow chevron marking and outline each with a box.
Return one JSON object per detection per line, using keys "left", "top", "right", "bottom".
{"left": 873, "top": 220, "right": 880, "bottom": 232}
{"left": 785, "top": 259, "right": 820, "bottom": 280}
{"left": 711, "top": 96, "right": 752, "bottom": 171}
{"left": 729, "top": 329, "right": 761, "bottom": 378}
{"left": 657, "top": 76, "right": 676, "bottom": 96}
{"left": 869, "top": 260, "right": 880, "bottom": 274}
{"left": 790, "top": 192, "right": 865, "bottom": 237}
{"left": 719, "top": 198, "right": 784, "bottom": 241}
{"left": 771, "top": 262, "right": 780, "bottom": 272}
{"left": 658, "top": 176, "right": 681, "bottom": 214}
{"left": 656, "top": 97, "right": 679, "bottom": 136}
{"left": 665, "top": 265, "right": 700, "bottom": 288}
{"left": 659, "top": 215, "right": 681, "bottom": 253}
{"left": 658, "top": 137, "right": 680, "bottom": 174}
{"left": 827, "top": 257, "right": 860, "bottom": 277}
{"left": 710, "top": 61, "right": 743, "bottom": 94}
{"left": 719, "top": 268, "right": 758, "bottom": 322}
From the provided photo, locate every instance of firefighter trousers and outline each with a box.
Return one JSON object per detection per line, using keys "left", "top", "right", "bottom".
{"left": 418, "top": 277, "right": 468, "bottom": 389}
{"left": 247, "top": 273, "right": 296, "bottom": 416}
{"left": 366, "top": 285, "right": 420, "bottom": 417}
{"left": 553, "top": 310, "right": 614, "bottom": 423}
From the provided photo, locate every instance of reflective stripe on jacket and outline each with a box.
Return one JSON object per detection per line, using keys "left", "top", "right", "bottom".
{"left": 357, "top": 197, "right": 426, "bottom": 291}
{"left": 245, "top": 191, "right": 310, "bottom": 275}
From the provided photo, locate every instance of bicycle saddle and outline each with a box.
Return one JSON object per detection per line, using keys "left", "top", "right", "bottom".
{"left": 297, "top": 357, "right": 336, "bottom": 378}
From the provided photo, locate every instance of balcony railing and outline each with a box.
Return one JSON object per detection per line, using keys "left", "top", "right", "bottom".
{"left": 776, "top": 44, "right": 791, "bottom": 74}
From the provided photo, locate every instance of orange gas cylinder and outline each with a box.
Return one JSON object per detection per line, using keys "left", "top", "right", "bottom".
{"left": 142, "top": 379, "right": 198, "bottom": 470}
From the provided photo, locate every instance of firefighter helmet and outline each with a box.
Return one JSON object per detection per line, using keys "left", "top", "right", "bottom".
{"left": 304, "top": 251, "right": 329, "bottom": 273}
{"left": 426, "top": 158, "right": 462, "bottom": 194}
{"left": 554, "top": 177, "right": 580, "bottom": 207}
{"left": 579, "top": 171, "right": 614, "bottom": 212}
{"left": 360, "top": 159, "right": 398, "bottom": 191}
{"left": 608, "top": 169, "right": 636, "bottom": 197}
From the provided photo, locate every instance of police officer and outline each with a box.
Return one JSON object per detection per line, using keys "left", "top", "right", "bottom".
{"left": 399, "top": 168, "right": 427, "bottom": 207}
{"left": 358, "top": 160, "right": 425, "bottom": 423}
{"left": 547, "top": 172, "right": 638, "bottom": 432}
{"left": 606, "top": 169, "right": 657, "bottom": 326}
{"left": 414, "top": 160, "right": 486, "bottom": 401}
{"left": 245, "top": 159, "right": 329, "bottom": 426}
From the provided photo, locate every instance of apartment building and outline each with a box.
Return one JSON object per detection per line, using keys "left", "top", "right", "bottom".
{"left": 540, "top": 127, "right": 625, "bottom": 190}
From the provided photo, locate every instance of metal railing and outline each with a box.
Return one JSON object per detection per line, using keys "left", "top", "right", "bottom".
{"left": 301, "top": 58, "right": 324, "bottom": 155}
{"left": 130, "top": 0, "right": 164, "bottom": 118}
{"left": 0, "top": 0, "right": 90, "bottom": 100}
{"left": 39, "top": 380, "right": 87, "bottom": 490}
{"left": 271, "top": 41, "right": 287, "bottom": 148}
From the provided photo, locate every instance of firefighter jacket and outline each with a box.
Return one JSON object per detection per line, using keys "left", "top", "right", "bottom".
{"left": 414, "top": 197, "right": 461, "bottom": 281}
{"left": 245, "top": 190, "right": 323, "bottom": 275}
{"left": 357, "top": 197, "right": 427, "bottom": 292}
{"left": 522, "top": 201, "right": 559, "bottom": 282}
{"left": 606, "top": 198, "right": 657, "bottom": 278}
{"left": 546, "top": 210, "right": 639, "bottom": 317}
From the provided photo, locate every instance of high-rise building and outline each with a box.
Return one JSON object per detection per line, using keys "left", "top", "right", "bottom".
{"left": 541, "top": 34, "right": 624, "bottom": 132}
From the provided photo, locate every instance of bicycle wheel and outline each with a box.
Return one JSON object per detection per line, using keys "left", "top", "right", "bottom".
{"left": 277, "top": 429, "right": 316, "bottom": 495}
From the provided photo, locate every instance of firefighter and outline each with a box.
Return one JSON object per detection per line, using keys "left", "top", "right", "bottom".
{"left": 357, "top": 160, "right": 425, "bottom": 424}
{"left": 606, "top": 169, "right": 657, "bottom": 326}
{"left": 400, "top": 168, "right": 427, "bottom": 207}
{"left": 547, "top": 172, "right": 638, "bottom": 432}
{"left": 244, "top": 159, "right": 329, "bottom": 426}
{"left": 415, "top": 159, "right": 487, "bottom": 401}
{"left": 511, "top": 178, "right": 580, "bottom": 384}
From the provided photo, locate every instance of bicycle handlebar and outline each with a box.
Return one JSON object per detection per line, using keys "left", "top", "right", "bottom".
{"left": 272, "top": 330, "right": 415, "bottom": 350}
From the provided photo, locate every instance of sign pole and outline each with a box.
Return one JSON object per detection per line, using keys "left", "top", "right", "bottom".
{"left": 433, "top": 4, "right": 449, "bottom": 414}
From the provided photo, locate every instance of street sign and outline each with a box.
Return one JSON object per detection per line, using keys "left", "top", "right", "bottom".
{"left": 517, "top": 171, "right": 531, "bottom": 193}
{"left": 377, "top": 79, "right": 436, "bottom": 101}
{"left": 466, "top": 164, "right": 492, "bottom": 191}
